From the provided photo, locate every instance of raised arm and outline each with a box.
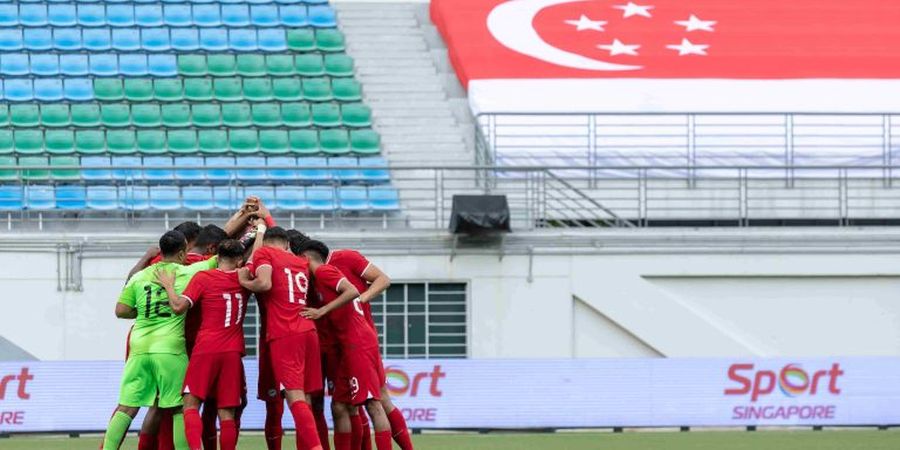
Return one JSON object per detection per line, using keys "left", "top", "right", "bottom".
{"left": 358, "top": 264, "right": 391, "bottom": 304}
{"left": 239, "top": 264, "right": 272, "bottom": 293}
{"left": 125, "top": 246, "right": 160, "bottom": 282}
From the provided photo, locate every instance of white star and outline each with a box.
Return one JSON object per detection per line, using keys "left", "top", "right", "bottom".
{"left": 613, "top": 2, "right": 654, "bottom": 18}
{"left": 675, "top": 14, "right": 716, "bottom": 32}
{"left": 666, "top": 38, "right": 709, "bottom": 56}
{"left": 597, "top": 39, "right": 640, "bottom": 56}
{"left": 564, "top": 15, "right": 607, "bottom": 31}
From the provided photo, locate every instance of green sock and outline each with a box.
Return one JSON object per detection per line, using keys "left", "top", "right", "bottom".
{"left": 103, "top": 411, "right": 133, "bottom": 450}
{"left": 173, "top": 412, "right": 189, "bottom": 450}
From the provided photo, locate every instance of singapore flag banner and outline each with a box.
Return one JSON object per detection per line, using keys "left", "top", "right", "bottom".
{"left": 430, "top": 0, "right": 900, "bottom": 114}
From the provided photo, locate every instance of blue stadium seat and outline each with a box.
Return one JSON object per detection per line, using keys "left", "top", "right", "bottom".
{"left": 25, "top": 185, "right": 55, "bottom": 210}
{"left": 83, "top": 29, "right": 112, "bottom": 51}
{"left": 54, "top": 28, "right": 82, "bottom": 51}
{"left": 236, "top": 156, "right": 267, "bottom": 181}
{"left": 60, "top": 54, "right": 89, "bottom": 76}
{"left": 20, "top": 4, "right": 49, "bottom": 27}
{"left": 213, "top": 186, "right": 240, "bottom": 210}
{"left": 120, "top": 54, "right": 149, "bottom": 76}
{"left": 307, "top": 186, "right": 336, "bottom": 211}
{"left": 5, "top": 79, "right": 32, "bottom": 102}
{"left": 86, "top": 186, "right": 118, "bottom": 210}
{"left": 369, "top": 186, "right": 400, "bottom": 210}
{"left": 172, "top": 28, "right": 200, "bottom": 51}
{"left": 329, "top": 157, "right": 364, "bottom": 183}
{"left": 119, "top": 186, "right": 150, "bottom": 211}
{"left": 174, "top": 156, "right": 206, "bottom": 182}
{"left": 142, "top": 28, "right": 171, "bottom": 52}
{"left": 229, "top": 29, "right": 257, "bottom": 51}
{"left": 182, "top": 186, "right": 214, "bottom": 211}
{"left": 135, "top": 5, "right": 164, "bottom": 27}
{"left": 268, "top": 156, "right": 298, "bottom": 181}
{"left": 280, "top": 5, "right": 309, "bottom": 27}
{"left": 1, "top": 53, "right": 28, "bottom": 76}
{"left": 0, "top": 5, "right": 15, "bottom": 27}
{"left": 193, "top": 5, "right": 222, "bottom": 27}
{"left": 199, "top": 28, "right": 227, "bottom": 51}
{"left": 107, "top": 5, "right": 135, "bottom": 27}
{"left": 31, "top": 54, "right": 60, "bottom": 76}
{"left": 297, "top": 157, "right": 331, "bottom": 183}
{"left": 245, "top": 185, "right": 275, "bottom": 206}
{"left": 149, "top": 54, "right": 177, "bottom": 77}
{"left": 275, "top": 185, "right": 306, "bottom": 210}
{"left": 251, "top": 5, "right": 279, "bottom": 27}
{"left": 23, "top": 29, "right": 50, "bottom": 51}
{"left": 56, "top": 185, "right": 86, "bottom": 210}
{"left": 0, "top": 29, "right": 23, "bottom": 51}
{"left": 81, "top": 156, "right": 112, "bottom": 182}
{"left": 112, "top": 156, "right": 143, "bottom": 181}
{"left": 63, "top": 78, "right": 93, "bottom": 101}
{"left": 49, "top": 4, "right": 77, "bottom": 27}
{"left": 205, "top": 156, "right": 235, "bottom": 182}
{"left": 164, "top": 5, "right": 192, "bottom": 27}
{"left": 338, "top": 186, "right": 368, "bottom": 211}
{"left": 78, "top": 4, "right": 106, "bottom": 27}
{"left": 144, "top": 156, "right": 174, "bottom": 181}
{"left": 150, "top": 186, "right": 181, "bottom": 210}
{"left": 112, "top": 28, "right": 141, "bottom": 51}
{"left": 34, "top": 79, "right": 64, "bottom": 102}
{"left": 223, "top": 5, "right": 251, "bottom": 27}
{"left": 309, "top": 6, "right": 337, "bottom": 28}
{"left": 0, "top": 186, "right": 23, "bottom": 210}
{"left": 258, "top": 29, "right": 287, "bottom": 52}
{"left": 90, "top": 54, "right": 118, "bottom": 77}
{"left": 360, "top": 157, "right": 391, "bottom": 184}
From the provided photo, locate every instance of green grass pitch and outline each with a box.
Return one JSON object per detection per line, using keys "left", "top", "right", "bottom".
{"left": 2, "top": 430, "right": 899, "bottom": 450}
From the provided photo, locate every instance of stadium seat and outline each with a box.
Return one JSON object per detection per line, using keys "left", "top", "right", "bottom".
{"left": 208, "top": 55, "right": 237, "bottom": 78}
{"left": 184, "top": 78, "right": 213, "bottom": 101}
{"left": 56, "top": 185, "right": 86, "bottom": 210}
{"left": 283, "top": 103, "right": 312, "bottom": 128}
{"left": 34, "top": 79, "right": 64, "bottom": 101}
{"left": 333, "top": 79, "right": 362, "bottom": 102}
{"left": 11, "top": 105, "right": 39, "bottom": 127}
{"left": 329, "top": 157, "right": 364, "bottom": 183}
{"left": 154, "top": 79, "right": 184, "bottom": 102}
{"left": 319, "top": 130, "right": 350, "bottom": 155}
{"left": 86, "top": 186, "right": 119, "bottom": 211}
{"left": 312, "top": 104, "right": 341, "bottom": 128}
{"left": 214, "top": 78, "right": 243, "bottom": 102}
{"left": 119, "top": 186, "right": 150, "bottom": 211}
{"left": 206, "top": 156, "right": 236, "bottom": 182}
{"left": 0, "top": 131, "right": 11, "bottom": 155}
{"left": 303, "top": 78, "right": 333, "bottom": 102}
{"left": 150, "top": 186, "right": 181, "bottom": 210}
{"left": 133, "top": 105, "right": 162, "bottom": 128}
{"left": 198, "top": 130, "right": 229, "bottom": 155}
{"left": 324, "top": 54, "right": 354, "bottom": 77}
{"left": 0, "top": 185, "right": 23, "bottom": 210}
{"left": 309, "top": 6, "right": 337, "bottom": 28}
{"left": 178, "top": 55, "right": 207, "bottom": 77}
{"left": 244, "top": 78, "right": 274, "bottom": 102}
{"left": 245, "top": 185, "right": 276, "bottom": 206}
{"left": 72, "top": 104, "right": 101, "bottom": 128}
{"left": 15, "top": 131, "right": 44, "bottom": 156}
{"left": 94, "top": 79, "right": 125, "bottom": 101}
{"left": 174, "top": 156, "right": 206, "bottom": 182}
{"left": 368, "top": 186, "right": 400, "bottom": 210}
{"left": 144, "top": 156, "right": 174, "bottom": 181}
{"left": 50, "top": 156, "right": 80, "bottom": 181}
{"left": 222, "top": 103, "right": 252, "bottom": 128}
{"left": 112, "top": 156, "right": 143, "bottom": 181}
{"left": 162, "top": 104, "right": 191, "bottom": 128}
{"left": 296, "top": 54, "right": 325, "bottom": 77}
{"left": 46, "top": 131, "right": 76, "bottom": 155}
{"left": 25, "top": 185, "right": 55, "bottom": 210}
{"left": 266, "top": 54, "right": 295, "bottom": 76}
{"left": 350, "top": 130, "right": 381, "bottom": 155}
{"left": 76, "top": 130, "right": 106, "bottom": 155}
{"left": 341, "top": 104, "right": 372, "bottom": 128}
{"left": 137, "top": 130, "right": 166, "bottom": 155}
{"left": 213, "top": 186, "right": 241, "bottom": 210}
{"left": 297, "top": 157, "right": 330, "bottom": 182}
{"left": 252, "top": 103, "right": 283, "bottom": 128}
{"left": 124, "top": 79, "right": 154, "bottom": 102}
{"left": 81, "top": 156, "right": 112, "bottom": 181}
{"left": 287, "top": 29, "right": 316, "bottom": 52}
{"left": 101, "top": 104, "right": 130, "bottom": 128}
{"left": 168, "top": 130, "right": 198, "bottom": 154}
{"left": 275, "top": 185, "right": 306, "bottom": 210}
{"left": 229, "top": 130, "right": 259, "bottom": 154}
{"left": 259, "top": 29, "right": 288, "bottom": 52}
{"left": 236, "top": 157, "right": 268, "bottom": 181}
{"left": 273, "top": 78, "right": 302, "bottom": 102}
{"left": 106, "top": 131, "right": 137, "bottom": 155}
{"left": 193, "top": 5, "right": 222, "bottom": 27}
{"left": 149, "top": 54, "right": 178, "bottom": 77}
{"left": 20, "top": 156, "right": 49, "bottom": 181}
{"left": 0, "top": 156, "right": 16, "bottom": 181}
{"left": 89, "top": 54, "right": 117, "bottom": 77}
{"left": 182, "top": 186, "right": 214, "bottom": 211}
{"left": 290, "top": 130, "right": 319, "bottom": 155}
{"left": 60, "top": 55, "right": 89, "bottom": 77}
{"left": 192, "top": 104, "right": 222, "bottom": 128}
{"left": 316, "top": 29, "right": 345, "bottom": 52}
{"left": 260, "top": 131, "right": 290, "bottom": 154}
{"left": 40, "top": 105, "right": 70, "bottom": 128}
{"left": 306, "top": 186, "right": 336, "bottom": 211}
{"left": 31, "top": 54, "right": 59, "bottom": 76}
{"left": 20, "top": 5, "right": 48, "bottom": 27}
{"left": 199, "top": 28, "right": 227, "bottom": 52}
{"left": 236, "top": 54, "right": 266, "bottom": 77}
{"left": 281, "top": 5, "right": 309, "bottom": 27}
{"left": 339, "top": 186, "right": 369, "bottom": 211}
{"left": 268, "top": 156, "right": 297, "bottom": 180}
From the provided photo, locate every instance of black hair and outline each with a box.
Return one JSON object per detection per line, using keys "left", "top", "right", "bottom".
{"left": 217, "top": 239, "right": 246, "bottom": 260}
{"left": 159, "top": 230, "right": 187, "bottom": 257}
{"left": 173, "top": 221, "right": 201, "bottom": 244}
{"left": 296, "top": 239, "right": 330, "bottom": 262}
{"left": 263, "top": 226, "right": 290, "bottom": 243}
{"left": 195, "top": 224, "right": 228, "bottom": 250}
{"left": 287, "top": 229, "right": 311, "bottom": 255}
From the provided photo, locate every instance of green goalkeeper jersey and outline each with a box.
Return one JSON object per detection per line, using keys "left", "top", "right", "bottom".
{"left": 118, "top": 257, "right": 218, "bottom": 355}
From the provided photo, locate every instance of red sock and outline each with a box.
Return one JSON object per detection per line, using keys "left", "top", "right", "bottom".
{"left": 219, "top": 419, "right": 237, "bottom": 450}
{"left": 289, "top": 400, "right": 323, "bottom": 450}
{"left": 201, "top": 405, "right": 218, "bottom": 450}
{"left": 265, "top": 400, "right": 284, "bottom": 450}
{"left": 158, "top": 411, "right": 175, "bottom": 450}
{"left": 234, "top": 418, "right": 241, "bottom": 446}
{"left": 333, "top": 431, "right": 352, "bottom": 450}
{"left": 138, "top": 433, "right": 158, "bottom": 450}
{"left": 349, "top": 414, "right": 363, "bottom": 450}
{"left": 358, "top": 408, "right": 371, "bottom": 450}
{"left": 313, "top": 405, "right": 331, "bottom": 450}
{"left": 374, "top": 431, "right": 392, "bottom": 450}
{"left": 183, "top": 408, "right": 203, "bottom": 450}
{"left": 386, "top": 409, "right": 413, "bottom": 450}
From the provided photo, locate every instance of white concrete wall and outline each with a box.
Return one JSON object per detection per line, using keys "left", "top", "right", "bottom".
{"left": 3, "top": 246, "right": 900, "bottom": 360}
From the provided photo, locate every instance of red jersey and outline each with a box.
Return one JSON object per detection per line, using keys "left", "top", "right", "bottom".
{"left": 313, "top": 264, "right": 378, "bottom": 350}
{"left": 181, "top": 269, "right": 250, "bottom": 355}
{"left": 246, "top": 246, "right": 315, "bottom": 341}
{"left": 180, "top": 253, "right": 213, "bottom": 353}
{"left": 150, "top": 252, "right": 207, "bottom": 266}
{"left": 328, "top": 249, "right": 376, "bottom": 330}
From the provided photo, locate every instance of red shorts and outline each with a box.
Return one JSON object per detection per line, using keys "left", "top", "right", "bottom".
{"left": 321, "top": 347, "right": 342, "bottom": 399}
{"left": 183, "top": 351, "right": 245, "bottom": 408}
{"left": 334, "top": 346, "right": 385, "bottom": 406}
{"left": 269, "top": 330, "right": 323, "bottom": 394}
{"left": 257, "top": 341, "right": 280, "bottom": 401}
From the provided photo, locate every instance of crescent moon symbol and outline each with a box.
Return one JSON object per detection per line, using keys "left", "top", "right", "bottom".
{"left": 487, "top": 0, "right": 642, "bottom": 71}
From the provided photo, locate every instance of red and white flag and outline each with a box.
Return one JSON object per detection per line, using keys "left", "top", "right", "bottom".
{"left": 431, "top": 0, "right": 900, "bottom": 113}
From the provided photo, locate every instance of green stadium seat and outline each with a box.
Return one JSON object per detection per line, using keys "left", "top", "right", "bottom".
{"left": 290, "top": 130, "right": 319, "bottom": 155}
{"left": 154, "top": 79, "right": 184, "bottom": 102}
{"left": 324, "top": 54, "right": 354, "bottom": 77}
{"left": 282, "top": 103, "right": 312, "bottom": 127}
{"left": 0, "top": 156, "right": 16, "bottom": 181}
{"left": 76, "top": 130, "right": 106, "bottom": 155}
{"left": 11, "top": 104, "right": 39, "bottom": 127}
{"left": 229, "top": 130, "right": 259, "bottom": 154}
{"left": 0, "top": 131, "right": 12, "bottom": 155}
{"left": 341, "top": 103, "right": 372, "bottom": 128}
{"left": 303, "top": 78, "right": 333, "bottom": 102}
{"left": 273, "top": 78, "right": 303, "bottom": 102}
{"left": 124, "top": 79, "right": 154, "bottom": 102}
{"left": 208, "top": 55, "right": 237, "bottom": 77}
{"left": 178, "top": 55, "right": 207, "bottom": 76}
{"left": 162, "top": 104, "right": 191, "bottom": 128}
{"left": 20, "top": 156, "right": 49, "bottom": 181}
{"left": 184, "top": 78, "right": 214, "bottom": 102}
{"left": 287, "top": 29, "right": 316, "bottom": 52}
{"left": 94, "top": 79, "right": 125, "bottom": 101}
{"left": 168, "top": 130, "right": 198, "bottom": 154}
{"left": 50, "top": 156, "right": 80, "bottom": 181}
{"left": 14, "top": 130, "right": 43, "bottom": 155}
{"left": 266, "top": 55, "right": 295, "bottom": 76}
{"left": 0, "top": 105, "right": 8, "bottom": 127}
{"left": 237, "top": 55, "right": 266, "bottom": 77}
{"left": 252, "top": 103, "right": 283, "bottom": 127}
{"left": 106, "top": 130, "right": 137, "bottom": 155}
{"left": 199, "top": 130, "right": 229, "bottom": 155}
{"left": 45, "top": 130, "right": 75, "bottom": 155}
{"left": 260, "top": 130, "right": 290, "bottom": 154}
{"left": 41, "top": 104, "right": 71, "bottom": 128}
{"left": 71, "top": 104, "right": 101, "bottom": 128}
{"left": 319, "top": 129, "right": 350, "bottom": 155}
{"left": 101, "top": 104, "right": 131, "bottom": 128}
{"left": 311, "top": 103, "right": 341, "bottom": 127}
{"left": 192, "top": 104, "right": 222, "bottom": 128}
{"left": 137, "top": 130, "right": 167, "bottom": 155}
{"left": 214, "top": 78, "right": 243, "bottom": 102}
{"left": 295, "top": 54, "right": 325, "bottom": 77}
{"left": 222, "top": 103, "right": 252, "bottom": 127}
{"left": 244, "top": 78, "right": 274, "bottom": 102}
{"left": 332, "top": 79, "right": 362, "bottom": 102}
{"left": 132, "top": 104, "right": 162, "bottom": 128}
{"left": 350, "top": 130, "right": 381, "bottom": 155}
{"left": 316, "top": 29, "right": 346, "bottom": 52}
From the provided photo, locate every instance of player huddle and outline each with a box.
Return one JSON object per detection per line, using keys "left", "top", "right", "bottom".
{"left": 102, "top": 197, "right": 414, "bottom": 450}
